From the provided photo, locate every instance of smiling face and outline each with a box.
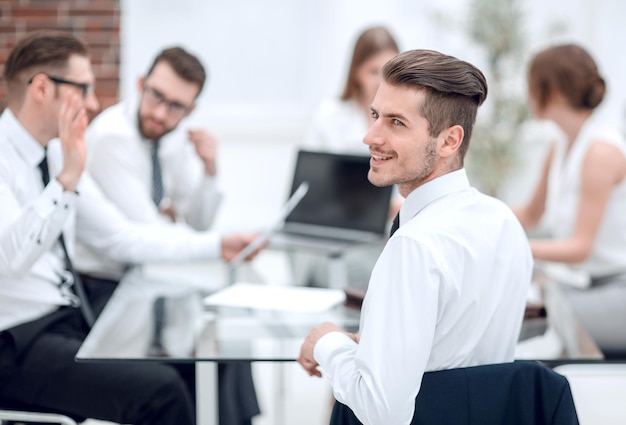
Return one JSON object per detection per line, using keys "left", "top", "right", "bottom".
{"left": 364, "top": 82, "right": 462, "bottom": 197}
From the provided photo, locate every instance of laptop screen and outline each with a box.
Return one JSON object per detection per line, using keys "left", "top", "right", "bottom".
{"left": 285, "top": 150, "right": 392, "bottom": 234}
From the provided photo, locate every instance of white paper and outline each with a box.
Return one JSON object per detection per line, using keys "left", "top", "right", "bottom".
{"left": 203, "top": 282, "right": 346, "bottom": 313}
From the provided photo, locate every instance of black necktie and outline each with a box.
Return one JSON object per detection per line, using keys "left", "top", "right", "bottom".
{"left": 390, "top": 213, "right": 400, "bottom": 237}
{"left": 38, "top": 154, "right": 95, "bottom": 327}
{"left": 151, "top": 140, "right": 163, "bottom": 207}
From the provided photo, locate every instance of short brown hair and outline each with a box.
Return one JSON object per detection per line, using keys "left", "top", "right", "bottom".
{"left": 146, "top": 47, "right": 207, "bottom": 97}
{"left": 341, "top": 26, "right": 399, "bottom": 101}
{"left": 382, "top": 49, "right": 488, "bottom": 160}
{"left": 3, "top": 30, "right": 88, "bottom": 104}
{"left": 528, "top": 43, "right": 605, "bottom": 111}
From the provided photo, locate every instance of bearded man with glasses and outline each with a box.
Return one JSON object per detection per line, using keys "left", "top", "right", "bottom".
{"left": 84, "top": 47, "right": 222, "bottom": 236}
{"left": 76, "top": 46, "right": 260, "bottom": 425}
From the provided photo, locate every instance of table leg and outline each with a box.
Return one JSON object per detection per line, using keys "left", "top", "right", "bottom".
{"left": 327, "top": 254, "right": 348, "bottom": 289}
{"left": 196, "top": 362, "right": 218, "bottom": 425}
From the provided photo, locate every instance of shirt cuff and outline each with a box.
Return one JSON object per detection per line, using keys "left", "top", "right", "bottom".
{"left": 313, "top": 331, "right": 357, "bottom": 367}
{"left": 39, "top": 178, "right": 78, "bottom": 217}
{"left": 184, "top": 229, "right": 222, "bottom": 260}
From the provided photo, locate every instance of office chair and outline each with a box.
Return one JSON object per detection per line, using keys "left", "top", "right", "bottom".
{"left": 0, "top": 399, "right": 79, "bottom": 425}
{"left": 0, "top": 409, "right": 77, "bottom": 425}
{"left": 330, "top": 361, "right": 579, "bottom": 425}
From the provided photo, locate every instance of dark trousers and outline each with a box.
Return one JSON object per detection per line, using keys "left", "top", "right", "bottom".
{"left": 0, "top": 277, "right": 196, "bottom": 425}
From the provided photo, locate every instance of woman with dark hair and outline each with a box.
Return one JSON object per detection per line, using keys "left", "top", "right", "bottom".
{"left": 514, "top": 43, "right": 626, "bottom": 356}
{"left": 305, "top": 26, "right": 399, "bottom": 153}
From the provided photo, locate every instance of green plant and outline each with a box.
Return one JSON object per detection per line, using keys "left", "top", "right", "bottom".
{"left": 465, "top": 0, "right": 529, "bottom": 196}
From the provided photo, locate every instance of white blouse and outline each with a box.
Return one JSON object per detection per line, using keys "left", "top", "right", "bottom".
{"left": 544, "top": 113, "right": 626, "bottom": 278}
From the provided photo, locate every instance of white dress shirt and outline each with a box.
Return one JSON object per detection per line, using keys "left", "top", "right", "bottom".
{"left": 86, "top": 101, "right": 222, "bottom": 229}
{"left": 314, "top": 169, "right": 533, "bottom": 425}
{"left": 0, "top": 109, "right": 220, "bottom": 330}
{"left": 75, "top": 101, "right": 223, "bottom": 278}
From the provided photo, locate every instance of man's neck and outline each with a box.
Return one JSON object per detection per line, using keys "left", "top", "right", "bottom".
{"left": 9, "top": 104, "right": 52, "bottom": 147}
{"left": 398, "top": 161, "right": 462, "bottom": 198}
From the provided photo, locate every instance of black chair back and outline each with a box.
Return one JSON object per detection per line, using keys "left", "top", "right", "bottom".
{"left": 330, "top": 361, "right": 579, "bottom": 425}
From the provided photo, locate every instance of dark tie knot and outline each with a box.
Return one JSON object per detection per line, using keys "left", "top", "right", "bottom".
{"left": 38, "top": 154, "right": 50, "bottom": 186}
{"left": 390, "top": 213, "right": 400, "bottom": 237}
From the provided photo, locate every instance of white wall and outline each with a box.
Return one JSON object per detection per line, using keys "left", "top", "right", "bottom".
{"left": 119, "top": 0, "right": 626, "bottom": 228}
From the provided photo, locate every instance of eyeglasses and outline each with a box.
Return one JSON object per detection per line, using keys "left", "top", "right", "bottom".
{"left": 28, "top": 74, "right": 93, "bottom": 99}
{"left": 142, "top": 85, "right": 192, "bottom": 118}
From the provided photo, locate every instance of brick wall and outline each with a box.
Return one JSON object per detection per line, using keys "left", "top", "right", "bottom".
{"left": 0, "top": 0, "right": 120, "bottom": 114}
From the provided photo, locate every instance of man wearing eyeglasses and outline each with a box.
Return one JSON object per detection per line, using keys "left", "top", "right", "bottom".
{"left": 82, "top": 47, "right": 223, "bottom": 242}
{"left": 76, "top": 47, "right": 260, "bottom": 425}
{"left": 0, "top": 31, "right": 261, "bottom": 425}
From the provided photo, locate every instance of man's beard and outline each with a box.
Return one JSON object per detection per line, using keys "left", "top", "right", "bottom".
{"left": 368, "top": 137, "right": 438, "bottom": 189}
{"left": 137, "top": 112, "right": 173, "bottom": 140}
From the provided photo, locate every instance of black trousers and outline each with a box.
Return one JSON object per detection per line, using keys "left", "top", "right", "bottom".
{"left": 0, "top": 275, "right": 259, "bottom": 425}
{"left": 0, "top": 277, "right": 196, "bottom": 425}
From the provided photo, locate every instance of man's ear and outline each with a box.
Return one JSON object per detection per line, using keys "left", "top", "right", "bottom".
{"left": 29, "top": 74, "right": 51, "bottom": 103}
{"left": 439, "top": 125, "right": 464, "bottom": 158}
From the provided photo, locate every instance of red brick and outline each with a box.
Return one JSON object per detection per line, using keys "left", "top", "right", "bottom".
{"left": 95, "top": 77, "right": 118, "bottom": 89}
{"left": 0, "top": 33, "right": 17, "bottom": 46}
{"left": 23, "top": 18, "right": 72, "bottom": 29}
{"left": 0, "top": 0, "right": 120, "bottom": 108}
{"left": 69, "top": 8, "right": 118, "bottom": 18}
{"left": 81, "top": 29, "right": 119, "bottom": 40}
{"left": 20, "top": 0, "right": 64, "bottom": 4}
{"left": 93, "top": 66, "right": 119, "bottom": 79}
{"left": 79, "top": 36, "right": 119, "bottom": 49}
{"left": 65, "top": 0, "right": 120, "bottom": 10}
{"left": 9, "top": 6, "right": 62, "bottom": 19}
{"left": 81, "top": 19, "right": 119, "bottom": 32}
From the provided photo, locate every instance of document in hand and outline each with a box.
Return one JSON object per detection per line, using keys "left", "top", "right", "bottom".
{"left": 203, "top": 282, "right": 346, "bottom": 313}
{"left": 227, "top": 181, "right": 309, "bottom": 285}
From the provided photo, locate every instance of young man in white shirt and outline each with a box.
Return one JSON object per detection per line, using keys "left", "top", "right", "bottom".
{"left": 77, "top": 47, "right": 223, "bottom": 279}
{"left": 0, "top": 31, "right": 258, "bottom": 425}
{"left": 298, "top": 49, "right": 533, "bottom": 425}
{"left": 79, "top": 46, "right": 260, "bottom": 425}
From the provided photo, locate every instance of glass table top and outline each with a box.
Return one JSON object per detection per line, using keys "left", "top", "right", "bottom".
{"left": 76, "top": 269, "right": 360, "bottom": 362}
{"left": 77, "top": 266, "right": 605, "bottom": 364}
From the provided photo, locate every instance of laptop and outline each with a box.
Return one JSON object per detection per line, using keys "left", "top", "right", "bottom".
{"left": 269, "top": 149, "right": 393, "bottom": 253}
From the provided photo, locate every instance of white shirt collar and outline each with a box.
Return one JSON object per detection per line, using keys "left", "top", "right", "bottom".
{"left": 399, "top": 168, "right": 470, "bottom": 226}
{"left": 0, "top": 108, "right": 46, "bottom": 169}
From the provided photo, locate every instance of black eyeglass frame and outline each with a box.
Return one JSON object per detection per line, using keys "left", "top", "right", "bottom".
{"left": 28, "top": 74, "right": 92, "bottom": 99}
{"left": 141, "top": 84, "right": 193, "bottom": 117}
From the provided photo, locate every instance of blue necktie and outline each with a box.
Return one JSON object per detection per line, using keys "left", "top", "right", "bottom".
{"left": 151, "top": 140, "right": 163, "bottom": 207}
